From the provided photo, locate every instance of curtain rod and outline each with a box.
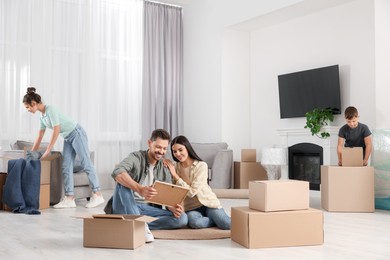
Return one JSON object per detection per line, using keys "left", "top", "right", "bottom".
{"left": 144, "top": 0, "right": 182, "bottom": 8}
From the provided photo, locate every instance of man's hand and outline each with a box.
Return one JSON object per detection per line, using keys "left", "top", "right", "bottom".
{"left": 167, "top": 204, "right": 184, "bottom": 218}
{"left": 139, "top": 186, "right": 157, "bottom": 200}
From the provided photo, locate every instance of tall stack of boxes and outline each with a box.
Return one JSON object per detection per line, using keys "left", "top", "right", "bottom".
{"left": 231, "top": 180, "right": 324, "bottom": 249}
{"left": 234, "top": 149, "right": 267, "bottom": 189}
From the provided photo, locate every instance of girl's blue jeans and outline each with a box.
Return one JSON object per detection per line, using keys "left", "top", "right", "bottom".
{"left": 62, "top": 124, "right": 100, "bottom": 196}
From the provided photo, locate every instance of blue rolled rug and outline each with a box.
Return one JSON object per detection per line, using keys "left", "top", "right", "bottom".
{"left": 3, "top": 158, "right": 41, "bottom": 215}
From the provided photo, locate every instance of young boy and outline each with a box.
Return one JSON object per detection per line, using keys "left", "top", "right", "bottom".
{"left": 337, "top": 106, "right": 372, "bottom": 166}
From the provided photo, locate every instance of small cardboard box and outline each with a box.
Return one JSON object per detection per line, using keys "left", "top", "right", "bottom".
{"left": 231, "top": 206, "right": 323, "bottom": 249}
{"left": 321, "top": 166, "right": 374, "bottom": 212}
{"left": 84, "top": 214, "right": 157, "bottom": 250}
{"left": 249, "top": 180, "right": 309, "bottom": 212}
{"left": 234, "top": 162, "right": 267, "bottom": 189}
{"left": 241, "top": 149, "right": 256, "bottom": 162}
{"left": 342, "top": 147, "right": 363, "bottom": 166}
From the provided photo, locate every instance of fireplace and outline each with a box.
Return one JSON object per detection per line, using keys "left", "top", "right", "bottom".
{"left": 288, "top": 143, "right": 323, "bottom": 190}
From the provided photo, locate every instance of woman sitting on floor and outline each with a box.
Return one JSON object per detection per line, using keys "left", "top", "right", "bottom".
{"left": 164, "top": 135, "right": 231, "bottom": 230}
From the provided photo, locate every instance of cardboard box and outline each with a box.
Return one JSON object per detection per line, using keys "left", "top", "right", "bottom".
{"left": 342, "top": 147, "right": 363, "bottom": 166}
{"left": 321, "top": 166, "right": 374, "bottom": 212}
{"left": 0, "top": 172, "right": 7, "bottom": 210}
{"left": 249, "top": 180, "right": 309, "bottom": 212}
{"left": 39, "top": 184, "right": 50, "bottom": 209}
{"left": 231, "top": 206, "right": 323, "bottom": 249}
{"left": 83, "top": 214, "right": 157, "bottom": 250}
{"left": 40, "top": 153, "right": 61, "bottom": 184}
{"left": 241, "top": 149, "right": 256, "bottom": 162}
{"left": 234, "top": 162, "right": 267, "bottom": 189}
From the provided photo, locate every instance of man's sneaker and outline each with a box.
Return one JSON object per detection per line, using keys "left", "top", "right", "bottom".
{"left": 53, "top": 197, "right": 76, "bottom": 209}
{"left": 145, "top": 224, "right": 154, "bottom": 243}
{"left": 85, "top": 194, "right": 105, "bottom": 208}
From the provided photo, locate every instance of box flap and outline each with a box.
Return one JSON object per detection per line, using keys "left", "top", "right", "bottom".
{"left": 90, "top": 214, "right": 157, "bottom": 223}
{"left": 92, "top": 214, "right": 125, "bottom": 220}
{"left": 41, "top": 153, "right": 61, "bottom": 161}
{"left": 130, "top": 215, "right": 158, "bottom": 223}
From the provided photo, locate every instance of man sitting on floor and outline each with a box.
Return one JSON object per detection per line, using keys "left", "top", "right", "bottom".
{"left": 104, "top": 129, "right": 188, "bottom": 242}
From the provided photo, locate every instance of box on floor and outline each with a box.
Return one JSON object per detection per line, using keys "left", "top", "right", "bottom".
{"left": 234, "top": 162, "right": 267, "bottom": 189}
{"left": 83, "top": 214, "right": 156, "bottom": 250}
{"left": 249, "top": 180, "right": 309, "bottom": 212}
{"left": 231, "top": 207, "right": 324, "bottom": 249}
{"left": 321, "top": 165, "right": 374, "bottom": 212}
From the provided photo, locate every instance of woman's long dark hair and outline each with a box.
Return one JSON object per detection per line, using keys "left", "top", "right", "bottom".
{"left": 23, "top": 87, "right": 42, "bottom": 105}
{"left": 171, "top": 135, "right": 202, "bottom": 162}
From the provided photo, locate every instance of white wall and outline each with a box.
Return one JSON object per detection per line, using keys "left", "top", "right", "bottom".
{"left": 375, "top": 0, "right": 390, "bottom": 129}
{"left": 249, "top": 0, "right": 376, "bottom": 150}
{"left": 184, "top": 0, "right": 385, "bottom": 161}
{"left": 182, "top": 0, "right": 302, "bottom": 144}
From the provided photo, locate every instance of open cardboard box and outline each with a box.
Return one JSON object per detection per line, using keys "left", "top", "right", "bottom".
{"left": 83, "top": 214, "right": 157, "bottom": 250}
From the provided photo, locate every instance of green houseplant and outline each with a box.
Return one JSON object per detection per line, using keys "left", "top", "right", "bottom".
{"left": 304, "top": 107, "right": 336, "bottom": 138}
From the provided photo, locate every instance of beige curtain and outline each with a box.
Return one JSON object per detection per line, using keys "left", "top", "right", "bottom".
{"left": 141, "top": 1, "right": 183, "bottom": 146}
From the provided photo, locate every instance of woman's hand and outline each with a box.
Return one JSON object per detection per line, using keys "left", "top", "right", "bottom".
{"left": 163, "top": 159, "right": 180, "bottom": 181}
{"left": 41, "top": 149, "right": 51, "bottom": 159}
{"left": 167, "top": 204, "right": 184, "bottom": 218}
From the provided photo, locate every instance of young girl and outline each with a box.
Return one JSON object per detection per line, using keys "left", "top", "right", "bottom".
{"left": 23, "top": 87, "right": 104, "bottom": 208}
{"left": 165, "top": 135, "right": 230, "bottom": 230}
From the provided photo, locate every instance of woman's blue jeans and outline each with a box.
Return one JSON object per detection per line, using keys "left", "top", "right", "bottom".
{"left": 187, "top": 205, "right": 231, "bottom": 230}
{"left": 112, "top": 183, "right": 188, "bottom": 230}
{"left": 62, "top": 124, "right": 100, "bottom": 196}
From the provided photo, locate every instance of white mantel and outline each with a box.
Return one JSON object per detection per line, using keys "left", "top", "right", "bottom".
{"left": 277, "top": 126, "right": 339, "bottom": 178}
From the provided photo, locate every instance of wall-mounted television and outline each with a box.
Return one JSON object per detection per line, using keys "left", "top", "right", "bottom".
{"left": 278, "top": 65, "right": 341, "bottom": 119}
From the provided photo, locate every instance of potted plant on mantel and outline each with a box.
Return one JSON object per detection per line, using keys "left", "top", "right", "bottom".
{"left": 304, "top": 107, "right": 338, "bottom": 138}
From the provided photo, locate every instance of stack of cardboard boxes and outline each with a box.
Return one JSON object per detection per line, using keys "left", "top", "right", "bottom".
{"left": 320, "top": 148, "right": 375, "bottom": 212}
{"left": 234, "top": 149, "right": 267, "bottom": 189}
{"left": 231, "top": 180, "right": 324, "bottom": 249}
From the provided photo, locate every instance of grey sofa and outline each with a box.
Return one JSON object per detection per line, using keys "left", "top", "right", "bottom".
{"left": 50, "top": 152, "right": 93, "bottom": 204}
{"left": 191, "top": 142, "right": 233, "bottom": 189}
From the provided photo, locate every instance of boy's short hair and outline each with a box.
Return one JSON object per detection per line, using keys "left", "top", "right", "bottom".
{"left": 150, "top": 129, "right": 171, "bottom": 142}
{"left": 344, "top": 106, "right": 358, "bottom": 120}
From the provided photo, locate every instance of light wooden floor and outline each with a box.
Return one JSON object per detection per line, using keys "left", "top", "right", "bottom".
{"left": 1, "top": 190, "right": 389, "bottom": 260}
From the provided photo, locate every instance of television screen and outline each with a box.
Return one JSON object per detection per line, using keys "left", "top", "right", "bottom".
{"left": 278, "top": 65, "right": 341, "bottom": 119}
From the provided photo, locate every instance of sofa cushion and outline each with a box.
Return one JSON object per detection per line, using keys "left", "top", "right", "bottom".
{"left": 191, "top": 143, "right": 228, "bottom": 168}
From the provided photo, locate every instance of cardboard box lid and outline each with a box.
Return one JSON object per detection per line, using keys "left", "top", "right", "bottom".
{"left": 91, "top": 214, "right": 157, "bottom": 223}
{"left": 146, "top": 181, "right": 189, "bottom": 207}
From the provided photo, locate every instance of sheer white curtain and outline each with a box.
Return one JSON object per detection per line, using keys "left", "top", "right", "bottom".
{"left": 0, "top": 0, "right": 143, "bottom": 189}
{"left": 141, "top": 1, "right": 183, "bottom": 147}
